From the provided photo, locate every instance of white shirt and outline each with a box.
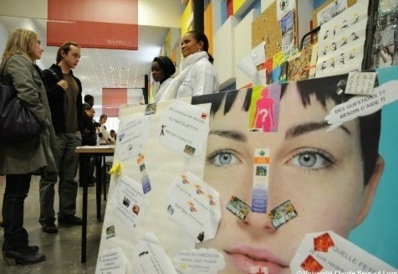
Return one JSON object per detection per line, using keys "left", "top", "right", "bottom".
{"left": 97, "top": 124, "right": 112, "bottom": 144}
{"left": 176, "top": 56, "right": 218, "bottom": 98}
{"left": 153, "top": 77, "right": 173, "bottom": 103}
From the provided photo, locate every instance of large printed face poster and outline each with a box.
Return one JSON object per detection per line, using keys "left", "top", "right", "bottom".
{"left": 96, "top": 74, "right": 398, "bottom": 274}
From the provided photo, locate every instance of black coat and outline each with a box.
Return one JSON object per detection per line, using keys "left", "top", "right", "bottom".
{"left": 43, "top": 64, "right": 83, "bottom": 134}
{"left": 81, "top": 113, "right": 97, "bottom": 146}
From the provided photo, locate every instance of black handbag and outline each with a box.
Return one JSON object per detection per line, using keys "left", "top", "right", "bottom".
{"left": 0, "top": 61, "right": 41, "bottom": 142}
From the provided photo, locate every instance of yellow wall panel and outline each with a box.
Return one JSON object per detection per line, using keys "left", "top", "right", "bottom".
{"left": 181, "top": 0, "right": 193, "bottom": 36}
{"left": 233, "top": 0, "right": 247, "bottom": 13}
{"left": 204, "top": 2, "right": 214, "bottom": 56}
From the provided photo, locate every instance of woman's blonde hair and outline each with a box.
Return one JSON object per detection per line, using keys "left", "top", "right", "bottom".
{"left": 1, "top": 28, "right": 38, "bottom": 65}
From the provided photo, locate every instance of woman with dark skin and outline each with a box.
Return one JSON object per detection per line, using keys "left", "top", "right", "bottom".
{"left": 162, "top": 31, "right": 219, "bottom": 100}
{"left": 151, "top": 56, "right": 176, "bottom": 103}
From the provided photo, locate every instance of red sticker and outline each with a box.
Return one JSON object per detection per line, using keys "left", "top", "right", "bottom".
{"left": 300, "top": 255, "right": 323, "bottom": 273}
{"left": 314, "top": 232, "right": 335, "bottom": 252}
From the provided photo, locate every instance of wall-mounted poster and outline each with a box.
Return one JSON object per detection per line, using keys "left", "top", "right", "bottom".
{"left": 96, "top": 71, "right": 398, "bottom": 273}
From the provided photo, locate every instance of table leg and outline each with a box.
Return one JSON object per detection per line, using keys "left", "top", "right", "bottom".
{"left": 95, "top": 155, "right": 102, "bottom": 221}
{"left": 80, "top": 156, "right": 88, "bottom": 263}
{"left": 103, "top": 163, "right": 107, "bottom": 201}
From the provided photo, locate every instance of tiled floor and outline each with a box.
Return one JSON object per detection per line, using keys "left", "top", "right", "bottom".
{"left": 0, "top": 175, "right": 105, "bottom": 273}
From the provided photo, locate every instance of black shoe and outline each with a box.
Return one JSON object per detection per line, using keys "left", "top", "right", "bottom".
{"left": 2, "top": 245, "right": 38, "bottom": 253}
{"left": 27, "top": 245, "right": 39, "bottom": 253}
{"left": 2, "top": 248, "right": 46, "bottom": 266}
{"left": 58, "top": 215, "right": 82, "bottom": 225}
{"left": 79, "top": 182, "right": 94, "bottom": 187}
{"left": 41, "top": 222, "right": 58, "bottom": 233}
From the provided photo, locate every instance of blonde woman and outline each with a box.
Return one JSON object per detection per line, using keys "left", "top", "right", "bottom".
{"left": 0, "top": 28, "right": 57, "bottom": 265}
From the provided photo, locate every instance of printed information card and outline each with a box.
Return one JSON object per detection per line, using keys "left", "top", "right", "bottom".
{"left": 173, "top": 248, "right": 225, "bottom": 274}
{"left": 290, "top": 231, "right": 397, "bottom": 273}
{"left": 167, "top": 172, "right": 221, "bottom": 244}
{"left": 159, "top": 101, "right": 210, "bottom": 158}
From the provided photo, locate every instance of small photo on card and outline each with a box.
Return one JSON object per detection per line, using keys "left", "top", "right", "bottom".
{"left": 268, "top": 200, "right": 298, "bottom": 229}
{"left": 106, "top": 225, "right": 116, "bottom": 239}
{"left": 226, "top": 195, "right": 251, "bottom": 220}
{"left": 145, "top": 103, "right": 157, "bottom": 115}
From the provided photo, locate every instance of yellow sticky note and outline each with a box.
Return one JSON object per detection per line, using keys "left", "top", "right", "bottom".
{"left": 109, "top": 162, "right": 122, "bottom": 176}
{"left": 273, "top": 51, "right": 286, "bottom": 68}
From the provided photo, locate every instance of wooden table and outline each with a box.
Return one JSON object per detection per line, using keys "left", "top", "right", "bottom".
{"left": 75, "top": 145, "right": 114, "bottom": 263}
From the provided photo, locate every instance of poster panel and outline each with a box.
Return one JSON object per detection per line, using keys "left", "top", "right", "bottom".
{"left": 96, "top": 73, "right": 398, "bottom": 273}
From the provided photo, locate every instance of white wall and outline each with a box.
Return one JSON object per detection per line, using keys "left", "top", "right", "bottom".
{"left": 234, "top": 9, "right": 260, "bottom": 89}
{"left": 214, "top": 16, "right": 240, "bottom": 90}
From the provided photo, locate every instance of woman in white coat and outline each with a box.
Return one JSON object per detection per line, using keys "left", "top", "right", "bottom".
{"left": 161, "top": 30, "right": 219, "bottom": 100}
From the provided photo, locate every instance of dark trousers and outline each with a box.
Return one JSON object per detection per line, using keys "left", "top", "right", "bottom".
{"left": 88, "top": 156, "right": 96, "bottom": 181}
{"left": 2, "top": 174, "right": 31, "bottom": 251}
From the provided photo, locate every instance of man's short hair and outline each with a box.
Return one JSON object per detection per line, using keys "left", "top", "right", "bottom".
{"left": 56, "top": 41, "right": 81, "bottom": 64}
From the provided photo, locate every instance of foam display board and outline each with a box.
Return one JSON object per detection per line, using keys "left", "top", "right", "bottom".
{"left": 96, "top": 71, "right": 398, "bottom": 273}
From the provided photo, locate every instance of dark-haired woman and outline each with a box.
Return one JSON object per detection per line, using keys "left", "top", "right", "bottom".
{"left": 162, "top": 30, "right": 219, "bottom": 100}
{"left": 151, "top": 56, "right": 176, "bottom": 103}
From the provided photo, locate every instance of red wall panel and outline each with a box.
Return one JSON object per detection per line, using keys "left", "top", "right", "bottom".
{"left": 102, "top": 88, "right": 127, "bottom": 117}
{"left": 47, "top": 0, "right": 138, "bottom": 49}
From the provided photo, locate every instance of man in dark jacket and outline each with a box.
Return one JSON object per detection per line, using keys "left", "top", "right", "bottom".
{"left": 39, "top": 41, "right": 83, "bottom": 233}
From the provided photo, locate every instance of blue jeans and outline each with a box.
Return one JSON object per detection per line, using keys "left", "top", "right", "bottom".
{"left": 2, "top": 174, "right": 31, "bottom": 251}
{"left": 39, "top": 132, "right": 81, "bottom": 223}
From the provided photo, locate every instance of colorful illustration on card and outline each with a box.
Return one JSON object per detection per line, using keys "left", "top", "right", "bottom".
{"left": 137, "top": 154, "right": 151, "bottom": 194}
{"left": 144, "top": 103, "right": 157, "bottom": 115}
{"left": 314, "top": 232, "right": 335, "bottom": 252}
{"left": 106, "top": 225, "right": 116, "bottom": 239}
{"left": 251, "top": 148, "right": 270, "bottom": 213}
{"left": 280, "top": 11, "right": 295, "bottom": 53}
{"left": 249, "top": 85, "right": 281, "bottom": 132}
{"left": 226, "top": 195, "right": 251, "bottom": 221}
{"left": 268, "top": 200, "right": 298, "bottom": 229}
{"left": 300, "top": 255, "right": 323, "bottom": 273}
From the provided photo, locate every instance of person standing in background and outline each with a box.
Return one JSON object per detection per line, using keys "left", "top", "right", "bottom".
{"left": 83, "top": 93, "right": 98, "bottom": 184}
{"left": 161, "top": 30, "right": 218, "bottom": 100}
{"left": 80, "top": 104, "right": 98, "bottom": 187}
{"left": 39, "top": 41, "right": 83, "bottom": 234}
{"left": 97, "top": 114, "right": 112, "bottom": 145}
{"left": 0, "top": 28, "right": 56, "bottom": 265}
{"left": 151, "top": 56, "right": 176, "bottom": 103}
{"left": 83, "top": 94, "right": 94, "bottom": 108}
{"left": 110, "top": 129, "right": 117, "bottom": 143}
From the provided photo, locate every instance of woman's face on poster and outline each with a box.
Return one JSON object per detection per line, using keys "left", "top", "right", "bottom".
{"left": 198, "top": 84, "right": 374, "bottom": 274}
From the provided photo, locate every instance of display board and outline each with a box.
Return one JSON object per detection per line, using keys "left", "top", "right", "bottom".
{"left": 313, "top": 0, "right": 358, "bottom": 27}
{"left": 96, "top": 69, "right": 398, "bottom": 273}
{"left": 252, "top": 0, "right": 298, "bottom": 59}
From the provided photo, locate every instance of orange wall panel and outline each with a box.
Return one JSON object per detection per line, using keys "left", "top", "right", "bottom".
{"left": 102, "top": 88, "right": 127, "bottom": 117}
{"left": 47, "top": 0, "right": 138, "bottom": 49}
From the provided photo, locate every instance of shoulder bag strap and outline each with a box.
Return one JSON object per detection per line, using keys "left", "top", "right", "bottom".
{"left": 48, "top": 68, "right": 61, "bottom": 81}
